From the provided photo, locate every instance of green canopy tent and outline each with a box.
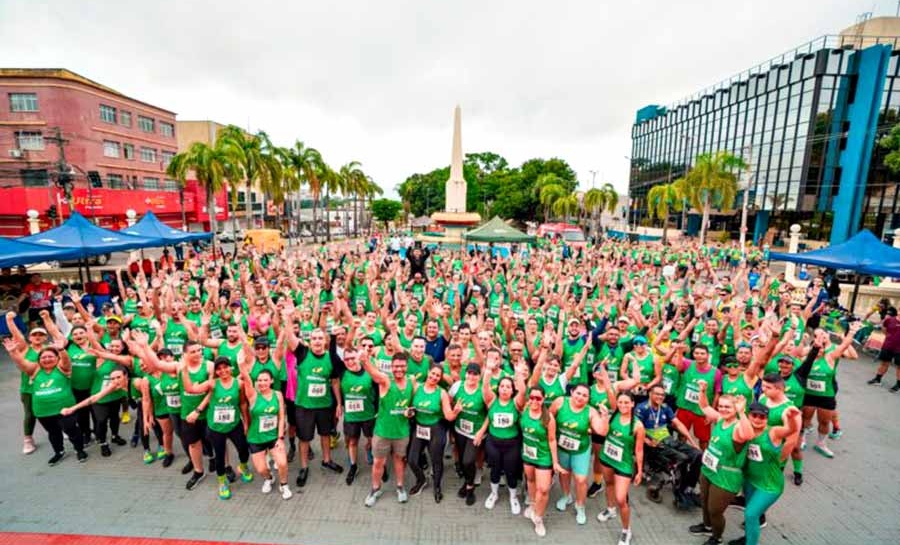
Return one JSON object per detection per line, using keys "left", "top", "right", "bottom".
{"left": 464, "top": 216, "right": 535, "bottom": 244}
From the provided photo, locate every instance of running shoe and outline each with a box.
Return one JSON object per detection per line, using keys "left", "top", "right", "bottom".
{"left": 23, "top": 437, "right": 36, "bottom": 455}
{"left": 262, "top": 478, "right": 274, "bottom": 494}
{"left": 218, "top": 481, "right": 232, "bottom": 500}
{"left": 100, "top": 444, "right": 112, "bottom": 457}
{"left": 409, "top": 479, "right": 428, "bottom": 496}
{"left": 727, "top": 537, "right": 747, "bottom": 545}
{"left": 121, "top": 411, "right": 131, "bottom": 424}
{"left": 828, "top": 429, "right": 843, "bottom": 440}
{"left": 110, "top": 435, "right": 127, "bottom": 446}
{"left": 296, "top": 467, "right": 309, "bottom": 487}
{"left": 555, "top": 494, "right": 573, "bottom": 511}
{"left": 534, "top": 516, "right": 546, "bottom": 537}
{"left": 48, "top": 451, "right": 65, "bottom": 466}
{"left": 322, "top": 460, "right": 344, "bottom": 473}
{"left": 457, "top": 483, "right": 468, "bottom": 498}
{"left": 346, "top": 464, "right": 359, "bottom": 486}
{"left": 510, "top": 494, "right": 521, "bottom": 515}
{"left": 618, "top": 529, "right": 632, "bottom": 545}
{"left": 240, "top": 468, "right": 254, "bottom": 483}
{"left": 465, "top": 488, "right": 476, "bottom": 506}
{"left": 397, "top": 486, "right": 409, "bottom": 503}
{"left": 800, "top": 437, "right": 807, "bottom": 451}
{"left": 365, "top": 487, "right": 383, "bottom": 507}
{"left": 186, "top": 472, "right": 206, "bottom": 490}
{"left": 161, "top": 453, "right": 174, "bottom": 468}
{"left": 587, "top": 481, "right": 603, "bottom": 497}
{"left": 892, "top": 383, "right": 900, "bottom": 393}
{"left": 280, "top": 484, "right": 293, "bottom": 500}
{"left": 224, "top": 466, "right": 237, "bottom": 483}
{"left": 77, "top": 450, "right": 88, "bottom": 463}
{"left": 524, "top": 505, "right": 534, "bottom": 521}
{"left": 689, "top": 523, "right": 713, "bottom": 534}
{"left": 181, "top": 461, "right": 194, "bottom": 475}
{"left": 793, "top": 472, "right": 803, "bottom": 486}
{"left": 597, "top": 507, "right": 618, "bottom": 522}
{"left": 575, "top": 504, "right": 586, "bottom": 525}
{"left": 867, "top": 377, "right": 882, "bottom": 385}
{"left": 156, "top": 449, "right": 166, "bottom": 460}
{"left": 701, "top": 538, "right": 722, "bottom": 545}
{"left": 434, "top": 486, "right": 443, "bottom": 504}
{"left": 484, "top": 491, "right": 499, "bottom": 509}
{"left": 143, "top": 450, "right": 155, "bottom": 464}
{"left": 814, "top": 442, "right": 834, "bottom": 458}
{"left": 730, "top": 495, "right": 746, "bottom": 510}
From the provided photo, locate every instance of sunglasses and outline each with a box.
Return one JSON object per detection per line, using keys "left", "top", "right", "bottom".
{"left": 528, "top": 395, "right": 543, "bottom": 402}
{"left": 724, "top": 363, "right": 739, "bottom": 368}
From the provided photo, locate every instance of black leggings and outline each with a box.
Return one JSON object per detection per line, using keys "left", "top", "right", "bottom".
{"left": 208, "top": 426, "right": 250, "bottom": 477}
{"left": 484, "top": 435, "right": 522, "bottom": 489}
{"left": 91, "top": 399, "right": 121, "bottom": 444}
{"left": 72, "top": 388, "right": 94, "bottom": 437}
{"left": 454, "top": 431, "right": 478, "bottom": 487}
{"left": 38, "top": 413, "right": 84, "bottom": 454}
{"left": 141, "top": 415, "right": 164, "bottom": 451}
{"left": 409, "top": 422, "right": 447, "bottom": 487}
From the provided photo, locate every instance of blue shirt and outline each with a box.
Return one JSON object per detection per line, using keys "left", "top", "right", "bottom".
{"left": 635, "top": 401, "right": 675, "bottom": 432}
{"left": 425, "top": 335, "right": 448, "bottom": 364}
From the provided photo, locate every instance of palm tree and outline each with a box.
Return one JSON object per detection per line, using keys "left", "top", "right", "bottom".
{"left": 319, "top": 162, "right": 341, "bottom": 242}
{"left": 672, "top": 177, "right": 689, "bottom": 231}
{"left": 551, "top": 192, "right": 580, "bottom": 223}
{"left": 582, "top": 183, "right": 618, "bottom": 236}
{"left": 647, "top": 182, "right": 683, "bottom": 244}
{"left": 284, "top": 141, "right": 323, "bottom": 242}
{"left": 339, "top": 161, "right": 366, "bottom": 237}
{"left": 216, "top": 126, "right": 281, "bottom": 230}
{"left": 364, "top": 177, "right": 383, "bottom": 235}
{"left": 270, "top": 146, "right": 301, "bottom": 232}
{"left": 538, "top": 182, "right": 566, "bottom": 222}
{"left": 683, "top": 151, "right": 746, "bottom": 244}
{"left": 167, "top": 141, "right": 238, "bottom": 253}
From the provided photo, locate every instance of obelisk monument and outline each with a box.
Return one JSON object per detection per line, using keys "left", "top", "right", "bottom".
{"left": 429, "top": 105, "right": 481, "bottom": 242}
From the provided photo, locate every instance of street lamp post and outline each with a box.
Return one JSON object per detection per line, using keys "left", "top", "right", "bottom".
{"left": 739, "top": 145, "right": 753, "bottom": 249}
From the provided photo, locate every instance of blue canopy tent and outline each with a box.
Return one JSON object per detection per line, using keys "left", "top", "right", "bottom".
{"left": 769, "top": 229, "right": 900, "bottom": 310}
{"left": 121, "top": 210, "right": 211, "bottom": 244}
{"left": 18, "top": 212, "right": 164, "bottom": 257}
{"left": 0, "top": 237, "right": 83, "bottom": 269}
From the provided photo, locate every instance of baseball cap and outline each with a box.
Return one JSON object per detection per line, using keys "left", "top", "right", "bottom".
{"left": 632, "top": 335, "right": 648, "bottom": 345}
{"left": 748, "top": 402, "right": 769, "bottom": 416}
{"left": 107, "top": 315, "right": 123, "bottom": 324}
{"left": 568, "top": 318, "right": 581, "bottom": 326}
{"left": 253, "top": 336, "right": 270, "bottom": 348}
{"left": 214, "top": 356, "right": 232, "bottom": 369}
{"left": 29, "top": 327, "right": 48, "bottom": 336}
{"left": 158, "top": 348, "right": 174, "bottom": 358}
{"left": 465, "top": 363, "right": 482, "bottom": 376}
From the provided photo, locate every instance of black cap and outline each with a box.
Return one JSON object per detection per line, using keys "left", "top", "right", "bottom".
{"left": 748, "top": 402, "right": 769, "bottom": 416}
{"left": 253, "top": 336, "right": 270, "bottom": 347}
{"left": 214, "top": 356, "right": 232, "bottom": 369}
{"left": 158, "top": 348, "right": 174, "bottom": 358}
{"left": 465, "top": 363, "right": 482, "bottom": 375}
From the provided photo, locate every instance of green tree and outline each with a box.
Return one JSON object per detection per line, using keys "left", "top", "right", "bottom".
{"left": 538, "top": 181, "right": 566, "bottom": 222}
{"left": 647, "top": 181, "right": 682, "bottom": 243}
{"left": 166, "top": 141, "right": 239, "bottom": 248}
{"left": 683, "top": 151, "right": 746, "bottom": 244}
{"left": 216, "top": 126, "right": 281, "bottom": 230}
{"left": 879, "top": 123, "right": 900, "bottom": 174}
{"left": 283, "top": 141, "right": 324, "bottom": 242}
{"left": 551, "top": 192, "right": 580, "bottom": 223}
{"left": 339, "top": 161, "right": 366, "bottom": 237}
{"left": 371, "top": 198, "right": 403, "bottom": 230}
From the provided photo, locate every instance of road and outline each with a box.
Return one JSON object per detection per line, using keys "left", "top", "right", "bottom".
{"left": 0, "top": 350, "right": 897, "bottom": 545}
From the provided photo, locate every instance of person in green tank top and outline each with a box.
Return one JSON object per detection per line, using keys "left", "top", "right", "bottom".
{"left": 183, "top": 357, "right": 253, "bottom": 500}
{"left": 550, "top": 384, "right": 608, "bottom": 526}
{"left": 691, "top": 387, "right": 756, "bottom": 544}
{"left": 360, "top": 351, "right": 416, "bottom": 508}
{"left": 201, "top": 320, "right": 247, "bottom": 375}
{"left": 131, "top": 339, "right": 186, "bottom": 467}
{"left": 520, "top": 386, "right": 564, "bottom": 537}
{"left": 65, "top": 325, "right": 98, "bottom": 445}
{"left": 530, "top": 351, "right": 568, "bottom": 408}
{"left": 596, "top": 392, "right": 645, "bottom": 545}
{"left": 4, "top": 338, "right": 88, "bottom": 465}
{"left": 340, "top": 347, "right": 378, "bottom": 486}
{"left": 5, "top": 311, "right": 51, "bottom": 455}
{"left": 621, "top": 336, "right": 656, "bottom": 402}
{"left": 83, "top": 339, "right": 134, "bottom": 457}
{"left": 60, "top": 364, "right": 130, "bottom": 457}
{"left": 237, "top": 364, "right": 292, "bottom": 501}
{"left": 408, "top": 364, "right": 464, "bottom": 503}
{"left": 740, "top": 402, "right": 801, "bottom": 545}
{"left": 475, "top": 365, "right": 527, "bottom": 515}
{"left": 450, "top": 363, "right": 487, "bottom": 505}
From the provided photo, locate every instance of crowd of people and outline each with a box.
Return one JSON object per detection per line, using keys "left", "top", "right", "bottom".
{"left": 2, "top": 233, "right": 897, "bottom": 545}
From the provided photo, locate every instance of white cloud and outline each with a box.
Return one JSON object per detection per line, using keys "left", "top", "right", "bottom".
{"left": 0, "top": 0, "right": 878, "bottom": 198}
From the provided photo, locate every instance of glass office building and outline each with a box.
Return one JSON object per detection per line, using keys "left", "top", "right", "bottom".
{"left": 630, "top": 32, "right": 900, "bottom": 244}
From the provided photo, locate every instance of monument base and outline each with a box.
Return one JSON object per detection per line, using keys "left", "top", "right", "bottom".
{"left": 424, "top": 211, "right": 481, "bottom": 244}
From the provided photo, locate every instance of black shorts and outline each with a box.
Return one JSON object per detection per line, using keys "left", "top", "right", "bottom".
{"left": 295, "top": 406, "right": 335, "bottom": 442}
{"left": 181, "top": 418, "right": 208, "bottom": 444}
{"left": 249, "top": 439, "right": 278, "bottom": 454}
{"left": 344, "top": 419, "right": 375, "bottom": 440}
{"left": 285, "top": 398, "right": 297, "bottom": 427}
{"left": 600, "top": 460, "right": 634, "bottom": 478}
{"left": 591, "top": 433, "right": 605, "bottom": 446}
{"left": 804, "top": 395, "right": 837, "bottom": 411}
{"left": 878, "top": 348, "right": 900, "bottom": 366}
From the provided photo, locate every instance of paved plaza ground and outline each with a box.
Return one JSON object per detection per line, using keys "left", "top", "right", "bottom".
{"left": 1, "top": 352, "right": 898, "bottom": 545}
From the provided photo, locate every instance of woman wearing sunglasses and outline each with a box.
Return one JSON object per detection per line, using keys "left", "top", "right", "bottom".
{"left": 520, "top": 385, "right": 564, "bottom": 536}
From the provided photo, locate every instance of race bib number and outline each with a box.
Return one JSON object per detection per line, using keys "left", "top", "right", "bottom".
{"left": 259, "top": 415, "right": 278, "bottom": 432}
{"left": 603, "top": 442, "right": 624, "bottom": 463}
{"left": 210, "top": 328, "right": 223, "bottom": 340}
{"left": 492, "top": 412, "right": 513, "bottom": 428}
{"left": 416, "top": 425, "right": 431, "bottom": 440}
{"left": 702, "top": 450, "right": 719, "bottom": 472}
{"left": 166, "top": 395, "right": 181, "bottom": 408}
{"left": 101, "top": 377, "right": 111, "bottom": 391}
{"left": 572, "top": 365, "right": 581, "bottom": 380}
{"left": 458, "top": 419, "right": 474, "bottom": 435}
{"left": 558, "top": 434, "right": 580, "bottom": 452}
{"left": 748, "top": 444, "right": 762, "bottom": 462}
{"left": 662, "top": 377, "right": 674, "bottom": 394}
{"left": 308, "top": 382, "right": 327, "bottom": 398}
{"left": 378, "top": 359, "right": 392, "bottom": 374}
{"left": 345, "top": 398, "right": 364, "bottom": 413}
{"left": 523, "top": 445, "right": 538, "bottom": 460}
{"left": 213, "top": 406, "right": 235, "bottom": 424}
{"left": 169, "top": 344, "right": 183, "bottom": 356}
{"left": 684, "top": 387, "right": 700, "bottom": 404}
{"left": 807, "top": 379, "right": 826, "bottom": 393}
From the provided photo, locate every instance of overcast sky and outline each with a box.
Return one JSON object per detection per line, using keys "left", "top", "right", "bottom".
{"left": 0, "top": 0, "right": 887, "bottom": 198}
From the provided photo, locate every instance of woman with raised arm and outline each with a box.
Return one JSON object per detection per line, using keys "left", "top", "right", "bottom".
{"left": 5, "top": 310, "right": 51, "bottom": 455}
{"left": 520, "top": 385, "right": 564, "bottom": 537}
{"left": 84, "top": 337, "right": 134, "bottom": 457}
{"left": 3, "top": 336, "right": 88, "bottom": 465}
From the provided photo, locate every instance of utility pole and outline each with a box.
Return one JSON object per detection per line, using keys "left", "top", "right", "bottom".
{"left": 739, "top": 145, "right": 753, "bottom": 249}
{"left": 680, "top": 134, "right": 692, "bottom": 233}
{"left": 44, "top": 127, "right": 72, "bottom": 223}
{"left": 589, "top": 169, "right": 598, "bottom": 188}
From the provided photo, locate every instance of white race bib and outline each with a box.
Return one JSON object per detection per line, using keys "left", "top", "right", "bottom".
{"left": 702, "top": 450, "right": 719, "bottom": 472}
{"left": 210, "top": 329, "right": 223, "bottom": 340}
{"left": 259, "top": 414, "right": 278, "bottom": 432}
{"left": 169, "top": 344, "right": 183, "bottom": 356}
{"left": 416, "top": 425, "right": 431, "bottom": 440}
{"left": 345, "top": 398, "right": 364, "bottom": 413}
{"left": 101, "top": 377, "right": 111, "bottom": 391}
{"left": 523, "top": 445, "right": 538, "bottom": 460}
{"left": 166, "top": 395, "right": 181, "bottom": 408}
{"left": 378, "top": 359, "right": 392, "bottom": 374}
{"left": 603, "top": 442, "right": 624, "bottom": 462}
{"left": 558, "top": 434, "right": 580, "bottom": 452}
{"left": 684, "top": 387, "right": 701, "bottom": 404}
{"left": 213, "top": 406, "right": 235, "bottom": 424}
{"left": 748, "top": 443, "right": 763, "bottom": 462}
{"left": 308, "top": 382, "right": 327, "bottom": 398}
{"left": 807, "top": 379, "right": 826, "bottom": 393}
{"left": 662, "top": 377, "right": 674, "bottom": 394}
{"left": 492, "top": 412, "right": 514, "bottom": 428}
{"left": 458, "top": 419, "right": 474, "bottom": 435}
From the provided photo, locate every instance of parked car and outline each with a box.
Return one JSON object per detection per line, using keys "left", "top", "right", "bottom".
{"left": 58, "top": 253, "right": 111, "bottom": 267}
{"left": 216, "top": 227, "right": 245, "bottom": 243}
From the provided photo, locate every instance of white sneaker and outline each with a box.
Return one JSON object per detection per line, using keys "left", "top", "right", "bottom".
{"left": 617, "top": 529, "right": 632, "bottom": 545}
{"left": 280, "top": 484, "right": 293, "bottom": 500}
{"left": 524, "top": 505, "right": 534, "bottom": 521}
{"left": 510, "top": 495, "right": 521, "bottom": 515}
{"left": 575, "top": 504, "right": 587, "bottom": 525}
{"left": 555, "top": 494, "right": 573, "bottom": 511}
{"left": 534, "top": 517, "right": 546, "bottom": 537}
{"left": 23, "top": 437, "right": 36, "bottom": 455}
{"left": 484, "top": 491, "right": 499, "bottom": 509}
{"left": 597, "top": 507, "right": 618, "bottom": 522}
{"left": 261, "top": 478, "right": 274, "bottom": 494}
{"left": 397, "top": 486, "right": 409, "bottom": 503}
{"left": 365, "top": 488, "right": 383, "bottom": 507}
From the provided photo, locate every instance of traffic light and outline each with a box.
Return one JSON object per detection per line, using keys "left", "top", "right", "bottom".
{"left": 47, "top": 205, "right": 57, "bottom": 219}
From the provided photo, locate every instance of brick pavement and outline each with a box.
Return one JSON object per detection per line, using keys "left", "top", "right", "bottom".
{"left": 1, "top": 353, "right": 897, "bottom": 545}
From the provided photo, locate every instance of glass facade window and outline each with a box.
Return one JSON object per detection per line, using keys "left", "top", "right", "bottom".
{"left": 140, "top": 147, "right": 156, "bottom": 163}
{"left": 143, "top": 177, "right": 159, "bottom": 190}
{"left": 108, "top": 174, "right": 124, "bottom": 189}
{"left": 100, "top": 104, "right": 117, "bottom": 123}
{"left": 159, "top": 122, "right": 174, "bottom": 137}
{"left": 161, "top": 150, "right": 175, "bottom": 166}
{"left": 163, "top": 179, "right": 179, "bottom": 192}
{"left": 103, "top": 140, "right": 120, "bottom": 158}
{"left": 15, "top": 131, "right": 44, "bottom": 150}
{"left": 123, "top": 143, "right": 134, "bottom": 160}
{"left": 138, "top": 116, "right": 154, "bottom": 133}
{"left": 21, "top": 169, "right": 49, "bottom": 187}
{"left": 120, "top": 111, "right": 132, "bottom": 127}
{"left": 9, "top": 93, "right": 38, "bottom": 112}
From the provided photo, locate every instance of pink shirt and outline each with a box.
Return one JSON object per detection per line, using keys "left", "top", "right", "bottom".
{"left": 285, "top": 351, "right": 298, "bottom": 402}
